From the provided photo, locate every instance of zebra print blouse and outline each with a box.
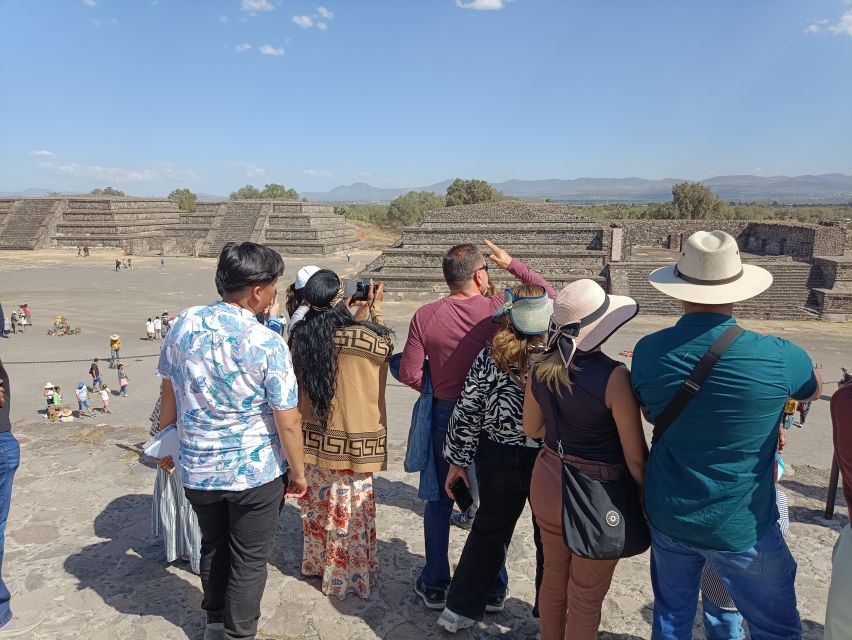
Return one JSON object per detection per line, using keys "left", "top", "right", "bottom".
{"left": 443, "top": 346, "right": 542, "bottom": 468}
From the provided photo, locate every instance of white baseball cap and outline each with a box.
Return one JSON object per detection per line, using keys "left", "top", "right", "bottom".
{"left": 294, "top": 265, "right": 321, "bottom": 290}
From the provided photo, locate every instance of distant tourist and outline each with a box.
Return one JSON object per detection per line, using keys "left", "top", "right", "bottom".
{"left": 437, "top": 284, "right": 551, "bottom": 633}
{"left": 115, "top": 259, "right": 122, "bottom": 272}
{"left": 524, "top": 279, "right": 646, "bottom": 640}
{"left": 89, "top": 358, "right": 103, "bottom": 390}
{"left": 145, "top": 318, "right": 155, "bottom": 340}
{"left": 16, "top": 307, "right": 27, "bottom": 333}
{"left": 155, "top": 241, "right": 305, "bottom": 640}
{"left": 43, "top": 383, "right": 55, "bottom": 421}
{"left": 100, "top": 386, "right": 111, "bottom": 414}
{"left": 290, "top": 271, "right": 392, "bottom": 600}
{"left": 153, "top": 316, "right": 162, "bottom": 340}
{"left": 75, "top": 383, "right": 95, "bottom": 418}
{"left": 127, "top": 258, "right": 132, "bottom": 270}
{"left": 399, "top": 240, "right": 554, "bottom": 610}
{"left": 0, "top": 303, "right": 5, "bottom": 339}
{"left": 160, "top": 257, "right": 165, "bottom": 269}
{"left": 0, "top": 358, "right": 44, "bottom": 635}
{"left": 631, "top": 230, "right": 823, "bottom": 638}
{"left": 8, "top": 312, "right": 16, "bottom": 336}
{"left": 109, "top": 334, "right": 122, "bottom": 368}
{"left": 826, "top": 380, "right": 852, "bottom": 639}
{"left": 117, "top": 364, "right": 128, "bottom": 396}
{"left": 77, "top": 246, "right": 82, "bottom": 257}
{"left": 160, "top": 310, "right": 170, "bottom": 336}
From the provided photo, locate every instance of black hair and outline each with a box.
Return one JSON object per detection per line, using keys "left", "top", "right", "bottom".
{"left": 442, "top": 243, "right": 483, "bottom": 287}
{"left": 215, "top": 242, "right": 284, "bottom": 296}
{"left": 290, "top": 269, "right": 392, "bottom": 428}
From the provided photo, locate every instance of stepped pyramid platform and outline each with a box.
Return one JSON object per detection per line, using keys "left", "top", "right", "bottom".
{"left": 200, "top": 200, "right": 359, "bottom": 258}
{"left": 360, "top": 201, "right": 608, "bottom": 295}
{"left": 0, "top": 198, "right": 61, "bottom": 249}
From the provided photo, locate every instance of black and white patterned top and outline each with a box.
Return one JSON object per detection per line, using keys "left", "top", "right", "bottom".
{"left": 443, "top": 346, "right": 542, "bottom": 468}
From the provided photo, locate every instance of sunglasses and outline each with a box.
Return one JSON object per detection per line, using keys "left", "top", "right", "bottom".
{"left": 476, "top": 263, "right": 489, "bottom": 273}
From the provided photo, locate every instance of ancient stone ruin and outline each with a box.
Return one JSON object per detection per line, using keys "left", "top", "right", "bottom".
{"left": 0, "top": 197, "right": 359, "bottom": 257}
{"left": 360, "top": 200, "right": 850, "bottom": 321}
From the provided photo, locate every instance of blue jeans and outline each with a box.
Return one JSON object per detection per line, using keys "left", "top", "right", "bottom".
{"left": 420, "top": 402, "right": 508, "bottom": 594}
{"left": 650, "top": 522, "right": 801, "bottom": 640}
{"left": 0, "top": 432, "right": 20, "bottom": 626}
{"left": 702, "top": 598, "right": 744, "bottom": 640}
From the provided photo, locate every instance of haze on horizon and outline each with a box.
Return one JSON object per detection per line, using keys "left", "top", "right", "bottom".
{"left": 1, "top": 0, "right": 851, "bottom": 196}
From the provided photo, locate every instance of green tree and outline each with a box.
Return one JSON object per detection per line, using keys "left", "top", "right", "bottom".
{"left": 168, "top": 188, "right": 197, "bottom": 212}
{"left": 386, "top": 191, "right": 445, "bottom": 229}
{"left": 229, "top": 185, "right": 263, "bottom": 200}
{"left": 669, "top": 182, "right": 730, "bottom": 219}
{"left": 90, "top": 187, "right": 126, "bottom": 196}
{"left": 445, "top": 178, "right": 501, "bottom": 207}
{"left": 260, "top": 183, "right": 300, "bottom": 199}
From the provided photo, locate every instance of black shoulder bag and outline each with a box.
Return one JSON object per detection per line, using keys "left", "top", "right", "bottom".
{"left": 560, "top": 325, "right": 744, "bottom": 560}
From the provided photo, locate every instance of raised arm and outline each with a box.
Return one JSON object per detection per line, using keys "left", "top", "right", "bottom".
{"left": 485, "top": 239, "right": 556, "bottom": 298}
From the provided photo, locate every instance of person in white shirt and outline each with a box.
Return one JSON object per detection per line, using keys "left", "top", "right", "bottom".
{"left": 153, "top": 316, "right": 162, "bottom": 340}
{"left": 145, "top": 318, "right": 155, "bottom": 340}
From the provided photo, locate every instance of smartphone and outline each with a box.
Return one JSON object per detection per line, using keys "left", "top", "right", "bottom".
{"left": 450, "top": 477, "right": 474, "bottom": 512}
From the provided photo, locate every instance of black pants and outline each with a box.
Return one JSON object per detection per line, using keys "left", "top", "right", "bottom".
{"left": 446, "top": 439, "right": 544, "bottom": 620}
{"left": 185, "top": 476, "right": 285, "bottom": 640}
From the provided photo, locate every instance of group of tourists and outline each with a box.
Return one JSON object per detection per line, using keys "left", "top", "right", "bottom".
{"left": 145, "top": 311, "right": 171, "bottom": 341}
{"left": 0, "top": 304, "right": 30, "bottom": 338}
{"left": 132, "top": 234, "right": 852, "bottom": 640}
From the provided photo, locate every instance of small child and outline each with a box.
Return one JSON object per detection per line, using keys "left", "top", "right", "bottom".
{"left": 118, "top": 364, "right": 129, "bottom": 397}
{"left": 100, "top": 385, "right": 112, "bottom": 413}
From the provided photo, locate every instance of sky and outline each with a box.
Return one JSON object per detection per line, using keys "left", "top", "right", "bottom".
{"left": 1, "top": 0, "right": 851, "bottom": 196}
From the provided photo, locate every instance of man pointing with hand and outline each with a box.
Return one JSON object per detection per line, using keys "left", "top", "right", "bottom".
{"left": 400, "top": 239, "right": 555, "bottom": 610}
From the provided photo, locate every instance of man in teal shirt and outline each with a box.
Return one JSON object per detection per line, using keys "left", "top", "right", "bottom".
{"left": 631, "top": 231, "right": 822, "bottom": 640}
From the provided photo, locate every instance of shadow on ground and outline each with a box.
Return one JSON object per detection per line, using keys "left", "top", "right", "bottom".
{"left": 63, "top": 494, "right": 202, "bottom": 640}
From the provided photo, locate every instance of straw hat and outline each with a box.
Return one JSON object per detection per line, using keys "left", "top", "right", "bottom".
{"left": 109, "top": 334, "right": 120, "bottom": 341}
{"left": 492, "top": 288, "right": 554, "bottom": 335}
{"left": 648, "top": 230, "right": 772, "bottom": 304}
{"left": 545, "top": 279, "right": 638, "bottom": 368}
{"left": 44, "top": 382, "right": 54, "bottom": 389}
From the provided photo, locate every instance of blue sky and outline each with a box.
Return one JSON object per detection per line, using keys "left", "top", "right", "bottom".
{"left": 1, "top": 0, "right": 851, "bottom": 196}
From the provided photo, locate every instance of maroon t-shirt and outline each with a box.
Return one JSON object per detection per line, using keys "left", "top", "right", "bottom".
{"left": 399, "top": 259, "right": 554, "bottom": 401}
{"left": 831, "top": 384, "right": 852, "bottom": 526}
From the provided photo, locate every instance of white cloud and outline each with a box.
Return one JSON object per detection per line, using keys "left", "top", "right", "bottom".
{"left": 828, "top": 9, "right": 852, "bottom": 36}
{"left": 293, "top": 14, "right": 313, "bottom": 28}
{"left": 42, "top": 162, "right": 197, "bottom": 184}
{"left": 241, "top": 0, "right": 274, "bottom": 12}
{"left": 29, "top": 150, "right": 54, "bottom": 158}
{"left": 218, "top": 15, "right": 229, "bottom": 24}
{"left": 315, "top": 6, "right": 334, "bottom": 19}
{"left": 316, "top": 21, "right": 328, "bottom": 30}
{"left": 455, "top": 0, "right": 509, "bottom": 9}
{"left": 259, "top": 44, "right": 285, "bottom": 56}
{"left": 225, "top": 161, "right": 266, "bottom": 178}
{"left": 235, "top": 43, "right": 252, "bottom": 52}
{"left": 302, "top": 169, "right": 331, "bottom": 177}
{"left": 82, "top": 0, "right": 97, "bottom": 6}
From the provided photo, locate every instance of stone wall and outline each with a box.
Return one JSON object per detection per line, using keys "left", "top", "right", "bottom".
{"left": 608, "top": 219, "right": 845, "bottom": 260}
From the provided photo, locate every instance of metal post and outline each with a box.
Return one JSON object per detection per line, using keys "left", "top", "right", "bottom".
{"left": 825, "top": 454, "right": 840, "bottom": 520}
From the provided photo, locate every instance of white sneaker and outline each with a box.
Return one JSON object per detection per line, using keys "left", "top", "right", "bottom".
{"left": 436, "top": 608, "right": 475, "bottom": 633}
{"left": 0, "top": 612, "right": 44, "bottom": 638}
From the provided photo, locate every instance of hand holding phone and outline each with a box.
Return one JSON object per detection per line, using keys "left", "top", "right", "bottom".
{"left": 450, "top": 477, "right": 474, "bottom": 513}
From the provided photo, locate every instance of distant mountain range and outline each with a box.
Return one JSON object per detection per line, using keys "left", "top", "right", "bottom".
{"left": 4, "top": 174, "right": 852, "bottom": 204}
{"left": 302, "top": 174, "right": 852, "bottom": 204}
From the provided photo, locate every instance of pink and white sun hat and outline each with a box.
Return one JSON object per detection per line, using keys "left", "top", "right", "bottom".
{"left": 648, "top": 230, "right": 772, "bottom": 304}
{"left": 545, "top": 279, "right": 638, "bottom": 368}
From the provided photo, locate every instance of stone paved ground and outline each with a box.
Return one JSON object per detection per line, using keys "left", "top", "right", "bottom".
{"left": 1, "top": 249, "right": 851, "bottom": 639}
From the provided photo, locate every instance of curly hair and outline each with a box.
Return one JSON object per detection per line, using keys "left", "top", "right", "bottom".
{"left": 289, "top": 269, "right": 392, "bottom": 428}
{"left": 490, "top": 284, "right": 547, "bottom": 377}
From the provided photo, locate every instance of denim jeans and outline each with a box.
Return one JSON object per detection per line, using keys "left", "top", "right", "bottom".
{"left": 702, "top": 598, "right": 744, "bottom": 640}
{"left": 420, "top": 401, "right": 508, "bottom": 595}
{"left": 0, "top": 432, "right": 21, "bottom": 626}
{"left": 650, "top": 522, "right": 801, "bottom": 640}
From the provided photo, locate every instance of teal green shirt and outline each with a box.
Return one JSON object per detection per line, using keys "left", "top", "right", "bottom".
{"left": 632, "top": 313, "right": 817, "bottom": 552}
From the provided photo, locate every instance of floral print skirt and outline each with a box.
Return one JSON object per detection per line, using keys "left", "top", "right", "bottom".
{"left": 299, "top": 463, "right": 378, "bottom": 600}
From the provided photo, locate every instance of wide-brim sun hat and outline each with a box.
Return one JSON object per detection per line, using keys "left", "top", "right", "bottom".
{"left": 294, "top": 265, "right": 321, "bottom": 290}
{"left": 546, "top": 279, "right": 639, "bottom": 368}
{"left": 648, "top": 230, "right": 773, "bottom": 304}
{"left": 44, "top": 382, "right": 54, "bottom": 389}
{"left": 492, "top": 288, "right": 554, "bottom": 335}
{"left": 109, "top": 334, "right": 120, "bottom": 340}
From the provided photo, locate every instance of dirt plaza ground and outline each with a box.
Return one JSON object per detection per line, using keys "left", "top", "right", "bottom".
{"left": 0, "top": 249, "right": 850, "bottom": 639}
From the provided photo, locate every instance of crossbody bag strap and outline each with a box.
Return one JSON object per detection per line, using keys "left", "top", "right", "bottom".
{"left": 651, "top": 325, "right": 745, "bottom": 444}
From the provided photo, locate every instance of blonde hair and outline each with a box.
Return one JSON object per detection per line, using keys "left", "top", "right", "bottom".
{"left": 532, "top": 344, "right": 582, "bottom": 395}
{"left": 490, "top": 284, "right": 547, "bottom": 377}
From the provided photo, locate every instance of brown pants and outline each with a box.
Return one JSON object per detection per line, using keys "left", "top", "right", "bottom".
{"left": 530, "top": 447, "right": 619, "bottom": 640}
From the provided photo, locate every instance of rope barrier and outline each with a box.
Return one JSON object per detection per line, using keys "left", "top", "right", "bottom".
{"left": 3, "top": 354, "right": 161, "bottom": 365}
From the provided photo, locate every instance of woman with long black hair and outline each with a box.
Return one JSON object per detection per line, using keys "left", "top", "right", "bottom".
{"left": 290, "top": 269, "right": 394, "bottom": 600}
